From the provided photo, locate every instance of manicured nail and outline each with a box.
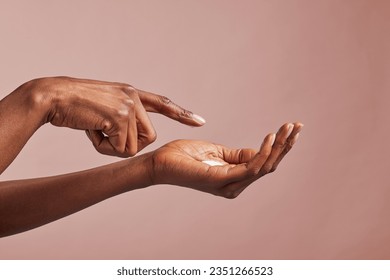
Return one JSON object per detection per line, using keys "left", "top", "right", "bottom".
{"left": 192, "top": 114, "right": 206, "bottom": 125}
{"left": 286, "top": 123, "right": 294, "bottom": 137}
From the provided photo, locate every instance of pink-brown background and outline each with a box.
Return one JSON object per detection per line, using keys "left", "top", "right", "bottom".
{"left": 0, "top": 0, "right": 389, "bottom": 259}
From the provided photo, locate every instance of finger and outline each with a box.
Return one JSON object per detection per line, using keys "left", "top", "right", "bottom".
{"left": 221, "top": 133, "right": 275, "bottom": 183}
{"left": 258, "top": 123, "right": 294, "bottom": 175}
{"left": 271, "top": 122, "right": 303, "bottom": 171}
{"left": 246, "top": 133, "right": 276, "bottom": 175}
{"left": 218, "top": 145, "right": 258, "bottom": 164}
{"left": 87, "top": 130, "right": 129, "bottom": 157}
{"left": 137, "top": 90, "right": 206, "bottom": 126}
{"left": 129, "top": 93, "right": 157, "bottom": 152}
{"left": 224, "top": 123, "right": 303, "bottom": 197}
{"left": 125, "top": 107, "right": 138, "bottom": 156}
{"left": 214, "top": 134, "right": 275, "bottom": 198}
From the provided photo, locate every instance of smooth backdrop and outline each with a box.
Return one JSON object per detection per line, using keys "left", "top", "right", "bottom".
{"left": 0, "top": 0, "right": 389, "bottom": 259}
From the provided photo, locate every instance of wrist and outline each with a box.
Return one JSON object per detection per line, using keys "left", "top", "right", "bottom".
{"left": 128, "top": 151, "right": 156, "bottom": 189}
{"left": 18, "top": 78, "right": 55, "bottom": 126}
{"left": 107, "top": 152, "right": 156, "bottom": 195}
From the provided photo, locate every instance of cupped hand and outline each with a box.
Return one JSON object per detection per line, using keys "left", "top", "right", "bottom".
{"left": 27, "top": 77, "right": 205, "bottom": 157}
{"left": 149, "top": 122, "right": 303, "bottom": 198}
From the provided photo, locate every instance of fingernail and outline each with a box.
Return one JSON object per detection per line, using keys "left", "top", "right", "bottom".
{"left": 192, "top": 114, "right": 206, "bottom": 125}
{"left": 287, "top": 123, "right": 294, "bottom": 137}
{"left": 270, "top": 133, "right": 276, "bottom": 146}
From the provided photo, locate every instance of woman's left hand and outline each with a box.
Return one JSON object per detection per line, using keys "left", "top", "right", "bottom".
{"left": 149, "top": 122, "right": 303, "bottom": 198}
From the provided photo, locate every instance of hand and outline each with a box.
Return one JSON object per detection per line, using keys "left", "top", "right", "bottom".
{"left": 149, "top": 122, "right": 303, "bottom": 198}
{"left": 26, "top": 76, "right": 205, "bottom": 157}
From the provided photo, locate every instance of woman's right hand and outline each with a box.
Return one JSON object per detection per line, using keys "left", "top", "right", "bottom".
{"left": 23, "top": 76, "right": 206, "bottom": 157}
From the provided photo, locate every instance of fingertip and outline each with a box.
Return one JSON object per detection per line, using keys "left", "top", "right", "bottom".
{"left": 270, "top": 133, "right": 276, "bottom": 146}
{"left": 293, "top": 122, "right": 304, "bottom": 130}
{"left": 286, "top": 123, "right": 294, "bottom": 136}
{"left": 191, "top": 113, "right": 206, "bottom": 126}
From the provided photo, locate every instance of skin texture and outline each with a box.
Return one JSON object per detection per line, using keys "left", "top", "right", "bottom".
{"left": 0, "top": 77, "right": 302, "bottom": 237}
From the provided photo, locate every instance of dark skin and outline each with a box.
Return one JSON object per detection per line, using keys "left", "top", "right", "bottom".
{"left": 0, "top": 76, "right": 303, "bottom": 237}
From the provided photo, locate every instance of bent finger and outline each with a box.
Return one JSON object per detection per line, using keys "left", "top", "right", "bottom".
{"left": 86, "top": 130, "right": 129, "bottom": 157}
{"left": 130, "top": 94, "right": 157, "bottom": 152}
{"left": 218, "top": 145, "right": 258, "bottom": 164}
{"left": 125, "top": 108, "right": 138, "bottom": 156}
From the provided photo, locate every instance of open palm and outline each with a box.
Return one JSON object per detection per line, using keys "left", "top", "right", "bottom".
{"left": 150, "top": 122, "right": 303, "bottom": 198}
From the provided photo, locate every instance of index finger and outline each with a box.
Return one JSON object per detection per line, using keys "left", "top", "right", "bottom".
{"left": 137, "top": 89, "right": 206, "bottom": 127}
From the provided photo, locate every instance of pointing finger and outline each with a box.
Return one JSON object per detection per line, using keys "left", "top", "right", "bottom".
{"left": 137, "top": 90, "right": 206, "bottom": 126}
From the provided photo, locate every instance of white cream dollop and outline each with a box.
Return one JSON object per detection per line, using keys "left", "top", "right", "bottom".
{"left": 202, "top": 160, "right": 225, "bottom": 166}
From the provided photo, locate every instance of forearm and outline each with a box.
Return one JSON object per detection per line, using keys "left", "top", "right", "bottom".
{"left": 0, "top": 80, "right": 50, "bottom": 174}
{"left": 0, "top": 153, "right": 152, "bottom": 237}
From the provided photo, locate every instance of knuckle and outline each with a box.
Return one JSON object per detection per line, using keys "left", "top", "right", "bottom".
{"left": 117, "top": 107, "right": 130, "bottom": 118}
{"left": 147, "top": 130, "right": 157, "bottom": 142}
{"left": 222, "top": 189, "right": 239, "bottom": 199}
{"left": 126, "top": 99, "right": 135, "bottom": 109}
{"left": 123, "top": 97, "right": 135, "bottom": 106}
{"left": 285, "top": 141, "right": 293, "bottom": 150}
{"left": 247, "top": 166, "right": 260, "bottom": 177}
{"left": 262, "top": 163, "right": 273, "bottom": 173}
{"left": 179, "top": 109, "right": 193, "bottom": 119}
{"left": 102, "top": 120, "right": 113, "bottom": 131}
{"left": 246, "top": 162, "right": 260, "bottom": 176}
{"left": 159, "top": 95, "right": 172, "bottom": 105}
{"left": 123, "top": 84, "right": 136, "bottom": 92}
{"left": 274, "top": 141, "right": 285, "bottom": 149}
{"left": 122, "top": 85, "right": 138, "bottom": 97}
{"left": 125, "top": 143, "right": 138, "bottom": 157}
